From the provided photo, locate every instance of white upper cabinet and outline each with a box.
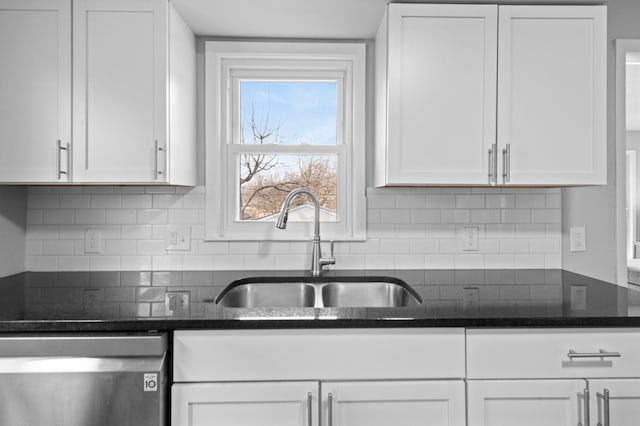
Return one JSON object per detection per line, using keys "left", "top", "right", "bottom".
{"left": 73, "top": 0, "right": 196, "bottom": 184}
{"left": 0, "top": 0, "right": 195, "bottom": 185}
{"left": 0, "top": 0, "right": 71, "bottom": 183}
{"left": 375, "top": 4, "right": 497, "bottom": 186}
{"left": 375, "top": 4, "right": 607, "bottom": 187}
{"left": 498, "top": 6, "right": 607, "bottom": 185}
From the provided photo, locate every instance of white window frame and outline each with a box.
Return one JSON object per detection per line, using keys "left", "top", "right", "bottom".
{"left": 204, "top": 41, "right": 366, "bottom": 241}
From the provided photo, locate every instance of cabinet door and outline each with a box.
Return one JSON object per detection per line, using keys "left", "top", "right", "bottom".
{"left": 497, "top": 6, "right": 606, "bottom": 185}
{"left": 322, "top": 380, "right": 465, "bottom": 426}
{"left": 73, "top": 0, "right": 167, "bottom": 183}
{"left": 467, "top": 379, "right": 587, "bottom": 426}
{"left": 172, "top": 382, "right": 318, "bottom": 426}
{"left": 0, "top": 0, "right": 71, "bottom": 182}
{"left": 589, "top": 379, "right": 640, "bottom": 426}
{"left": 383, "top": 4, "right": 497, "bottom": 185}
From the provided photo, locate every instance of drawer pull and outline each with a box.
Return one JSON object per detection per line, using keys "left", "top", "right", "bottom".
{"left": 583, "top": 388, "right": 590, "bottom": 426}
{"left": 328, "top": 393, "right": 333, "bottom": 426}
{"left": 307, "top": 392, "right": 313, "bottom": 426}
{"left": 567, "top": 350, "right": 621, "bottom": 359}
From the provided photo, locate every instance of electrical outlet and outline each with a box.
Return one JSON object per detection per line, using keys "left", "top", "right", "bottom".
{"left": 165, "top": 291, "right": 190, "bottom": 316}
{"left": 570, "top": 227, "right": 587, "bottom": 252}
{"left": 166, "top": 226, "right": 191, "bottom": 251}
{"left": 462, "top": 226, "right": 479, "bottom": 251}
{"left": 462, "top": 287, "right": 480, "bottom": 311}
{"left": 570, "top": 285, "right": 587, "bottom": 311}
{"left": 84, "top": 229, "right": 102, "bottom": 254}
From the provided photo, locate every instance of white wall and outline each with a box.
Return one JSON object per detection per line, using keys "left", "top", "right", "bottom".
{"left": 563, "top": 0, "right": 640, "bottom": 284}
{"left": 0, "top": 187, "right": 26, "bottom": 277}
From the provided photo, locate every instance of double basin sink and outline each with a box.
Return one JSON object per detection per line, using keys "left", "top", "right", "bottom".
{"left": 215, "top": 276, "right": 422, "bottom": 309}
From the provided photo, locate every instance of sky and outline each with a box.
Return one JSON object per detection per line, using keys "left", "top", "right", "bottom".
{"left": 240, "top": 80, "right": 337, "bottom": 146}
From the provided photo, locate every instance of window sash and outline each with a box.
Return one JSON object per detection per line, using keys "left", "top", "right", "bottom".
{"left": 204, "top": 41, "right": 366, "bottom": 241}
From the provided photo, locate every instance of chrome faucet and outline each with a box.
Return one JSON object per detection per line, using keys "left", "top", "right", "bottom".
{"left": 276, "top": 188, "right": 335, "bottom": 276}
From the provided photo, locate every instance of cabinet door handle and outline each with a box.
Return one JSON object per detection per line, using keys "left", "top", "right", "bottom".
{"left": 502, "top": 143, "right": 511, "bottom": 184}
{"left": 488, "top": 146, "right": 494, "bottom": 184}
{"left": 584, "top": 388, "right": 590, "bottom": 426}
{"left": 568, "top": 350, "right": 621, "bottom": 359}
{"left": 154, "top": 140, "right": 164, "bottom": 180}
{"left": 327, "top": 393, "right": 333, "bottom": 426}
{"left": 307, "top": 392, "right": 313, "bottom": 426}
{"left": 57, "top": 140, "right": 69, "bottom": 181}
{"left": 597, "top": 389, "right": 610, "bottom": 426}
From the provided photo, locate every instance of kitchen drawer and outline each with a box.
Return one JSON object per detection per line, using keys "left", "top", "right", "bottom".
{"left": 174, "top": 328, "right": 465, "bottom": 382}
{"left": 467, "top": 328, "right": 640, "bottom": 379}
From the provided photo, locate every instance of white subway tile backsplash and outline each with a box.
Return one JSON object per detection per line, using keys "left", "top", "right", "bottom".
{"left": 24, "top": 186, "right": 562, "bottom": 271}
{"left": 531, "top": 209, "right": 561, "bottom": 224}
{"left": 106, "top": 209, "right": 138, "bottom": 225}
{"left": 59, "top": 194, "right": 90, "bottom": 209}
{"left": 410, "top": 209, "right": 441, "bottom": 224}
{"left": 75, "top": 210, "right": 106, "bottom": 225}
{"left": 456, "top": 194, "right": 485, "bottom": 208}
{"left": 43, "top": 210, "right": 76, "bottom": 225}
{"left": 501, "top": 209, "right": 531, "bottom": 223}
{"left": 380, "top": 208, "right": 411, "bottom": 224}
{"left": 396, "top": 194, "right": 426, "bottom": 208}
{"left": 426, "top": 194, "right": 456, "bottom": 209}
{"left": 91, "top": 194, "right": 122, "bottom": 209}
{"left": 122, "top": 194, "right": 152, "bottom": 209}
{"left": 441, "top": 209, "right": 471, "bottom": 224}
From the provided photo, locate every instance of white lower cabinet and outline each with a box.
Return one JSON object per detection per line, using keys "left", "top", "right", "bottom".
{"left": 588, "top": 379, "right": 640, "bottom": 426}
{"left": 467, "top": 328, "right": 640, "bottom": 426}
{"left": 172, "top": 329, "right": 466, "bottom": 426}
{"left": 172, "top": 380, "right": 465, "bottom": 426}
{"left": 172, "top": 382, "right": 318, "bottom": 426}
{"left": 467, "top": 379, "right": 587, "bottom": 426}
{"left": 172, "top": 328, "right": 640, "bottom": 426}
{"left": 322, "top": 380, "right": 465, "bottom": 426}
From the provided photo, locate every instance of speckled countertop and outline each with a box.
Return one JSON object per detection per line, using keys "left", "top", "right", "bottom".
{"left": 1, "top": 269, "right": 639, "bottom": 332}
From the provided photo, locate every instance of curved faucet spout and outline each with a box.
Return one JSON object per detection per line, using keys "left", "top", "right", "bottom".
{"left": 275, "top": 188, "right": 334, "bottom": 276}
{"left": 276, "top": 188, "right": 320, "bottom": 235}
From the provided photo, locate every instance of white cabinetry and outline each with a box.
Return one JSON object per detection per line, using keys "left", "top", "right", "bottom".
{"left": 467, "top": 328, "right": 640, "bottom": 426}
{"left": 73, "top": 0, "right": 195, "bottom": 184}
{"left": 375, "top": 4, "right": 606, "bottom": 186}
{"left": 172, "top": 329, "right": 466, "bottom": 426}
{"left": 0, "top": 0, "right": 195, "bottom": 185}
{"left": 497, "top": 6, "right": 606, "bottom": 185}
{"left": 0, "top": 0, "right": 71, "bottom": 183}
{"left": 172, "top": 382, "right": 318, "bottom": 426}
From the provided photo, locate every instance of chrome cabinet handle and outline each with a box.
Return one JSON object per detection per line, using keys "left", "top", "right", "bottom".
{"left": 488, "top": 143, "right": 497, "bottom": 184}
{"left": 584, "top": 388, "right": 590, "bottom": 426}
{"left": 568, "top": 350, "right": 621, "bottom": 359}
{"left": 488, "top": 146, "right": 494, "bottom": 184}
{"left": 154, "top": 140, "right": 164, "bottom": 180}
{"left": 328, "top": 393, "right": 333, "bottom": 426}
{"left": 502, "top": 143, "right": 511, "bottom": 183}
{"left": 307, "top": 392, "right": 313, "bottom": 426}
{"left": 597, "top": 389, "right": 610, "bottom": 426}
{"left": 57, "top": 140, "right": 69, "bottom": 181}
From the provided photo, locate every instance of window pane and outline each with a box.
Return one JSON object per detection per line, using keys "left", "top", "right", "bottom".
{"left": 240, "top": 81, "right": 337, "bottom": 145}
{"left": 239, "top": 154, "right": 337, "bottom": 221}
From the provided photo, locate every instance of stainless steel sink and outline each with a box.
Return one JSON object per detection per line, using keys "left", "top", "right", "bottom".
{"left": 215, "top": 282, "right": 316, "bottom": 308}
{"left": 321, "top": 281, "right": 420, "bottom": 308}
{"left": 215, "top": 276, "right": 422, "bottom": 308}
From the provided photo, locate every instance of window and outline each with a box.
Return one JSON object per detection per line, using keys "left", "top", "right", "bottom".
{"left": 205, "top": 41, "right": 366, "bottom": 240}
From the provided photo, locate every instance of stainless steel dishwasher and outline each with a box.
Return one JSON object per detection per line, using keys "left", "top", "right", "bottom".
{"left": 0, "top": 333, "right": 167, "bottom": 426}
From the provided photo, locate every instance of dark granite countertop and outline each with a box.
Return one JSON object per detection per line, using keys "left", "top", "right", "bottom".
{"left": 1, "top": 269, "right": 639, "bottom": 332}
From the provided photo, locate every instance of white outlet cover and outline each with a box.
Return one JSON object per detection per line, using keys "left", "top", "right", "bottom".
{"left": 569, "top": 227, "right": 587, "bottom": 252}
{"left": 167, "top": 225, "right": 191, "bottom": 251}
{"left": 84, "top": 229, "right": 102, "bottom": 254}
